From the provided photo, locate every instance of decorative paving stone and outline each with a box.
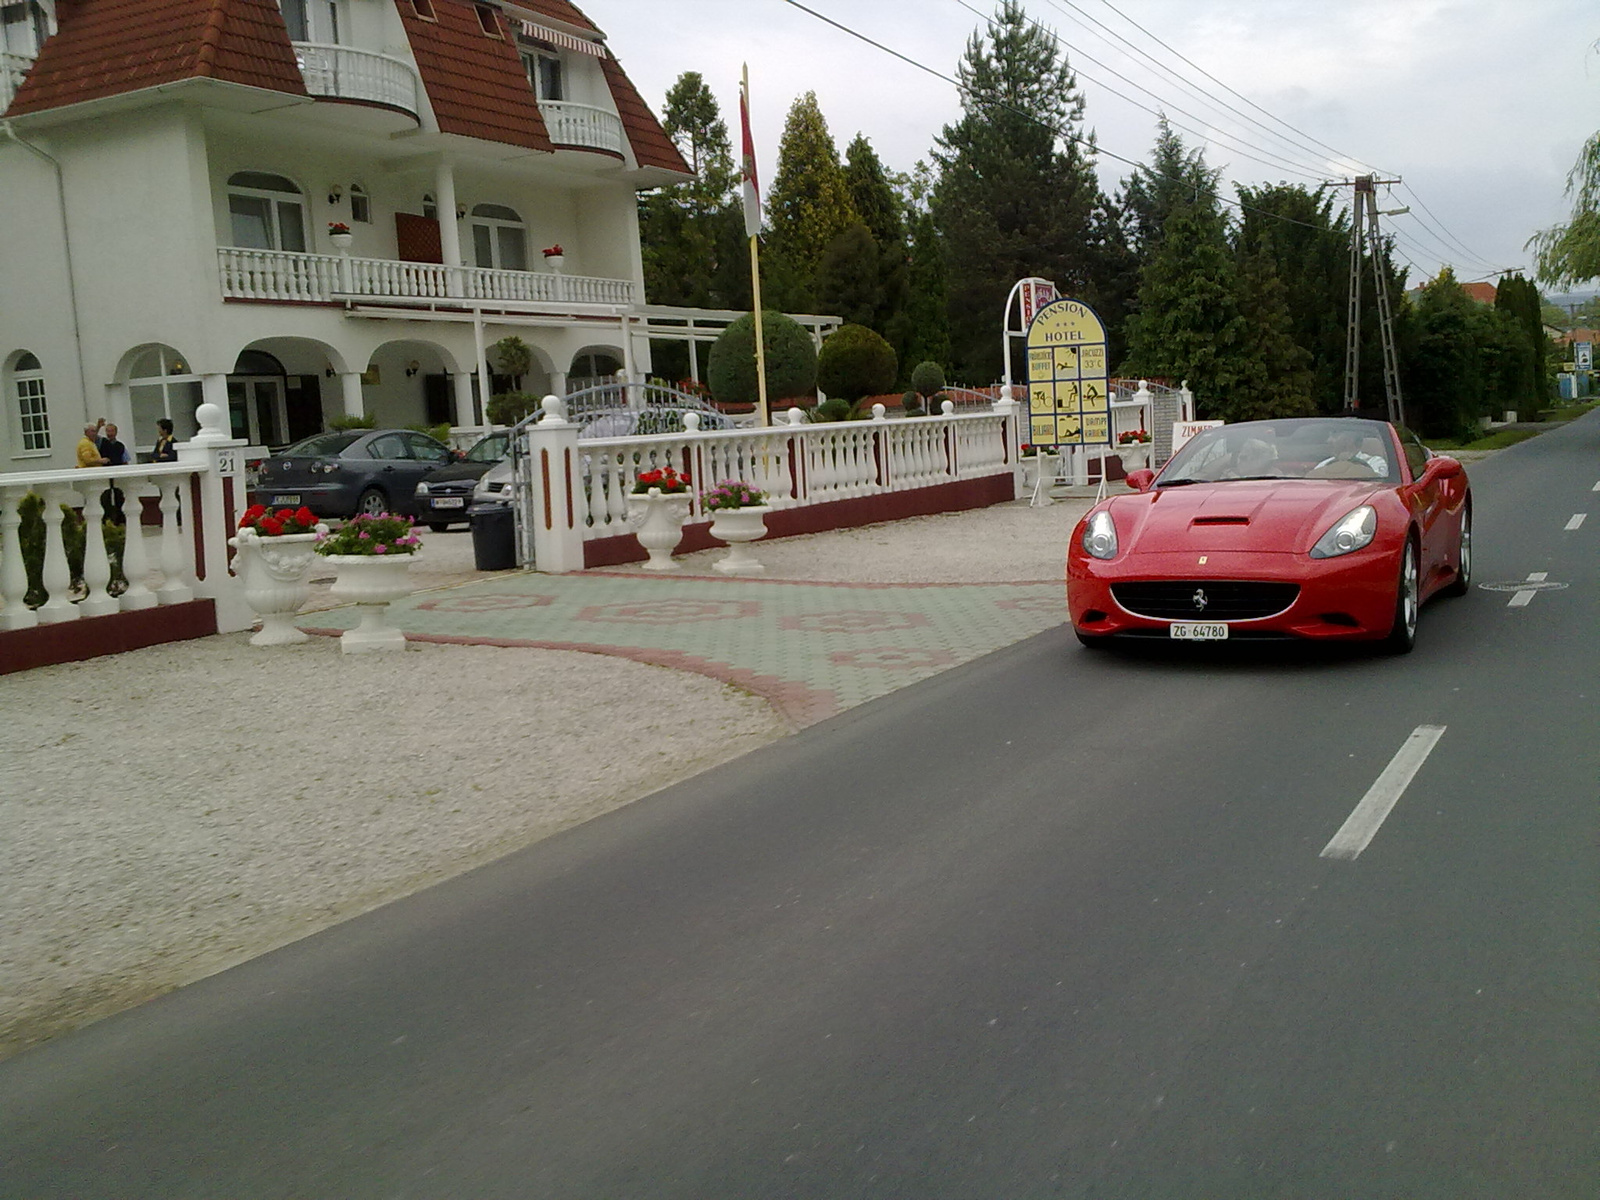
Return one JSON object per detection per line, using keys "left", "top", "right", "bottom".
{"left": 826, "top": 647, "right": 958, "bottom": 671}
{"left": 416, "top": 593, "right": 556, "bottom": 612}
{"left": 995, "top": 595, "right": 1065, "bottom": 612}
{"left": 778, "top": 611, "right": 931, "bottom": 633}
{"left": 576, "top": 598, "right": 763, "bottom": 625}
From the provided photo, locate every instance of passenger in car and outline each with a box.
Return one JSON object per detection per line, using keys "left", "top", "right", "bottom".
{"left": 1314, "top": 428, "right": 1386, "bottom": 475}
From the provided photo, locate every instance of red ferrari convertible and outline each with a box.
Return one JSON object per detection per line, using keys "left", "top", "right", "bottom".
{"left": 1067, "top": 417, "right": 1471, "bottom": 653}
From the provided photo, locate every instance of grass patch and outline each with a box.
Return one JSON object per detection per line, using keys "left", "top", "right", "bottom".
{"left": 1427, "top": 429, "right": 1544, "bottom": 452}
{"left": 1544, "top": 400, "right": 1599, "bottom": 423}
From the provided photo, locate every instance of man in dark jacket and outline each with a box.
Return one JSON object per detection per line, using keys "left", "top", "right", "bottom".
{"left": 98, "top": 422, "right": 129, "bottom": 524}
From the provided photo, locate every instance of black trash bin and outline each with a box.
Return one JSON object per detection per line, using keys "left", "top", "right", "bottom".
{"left": 468, "top": 503, "right": 516, "bottom": 571}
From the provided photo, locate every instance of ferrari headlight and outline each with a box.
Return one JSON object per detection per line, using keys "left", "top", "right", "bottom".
{"left": 1082, "top": 510, "right": 1118, "bottom": 560}
{"left": 1310, "top": 505, "right": 1377, "bottom": 559}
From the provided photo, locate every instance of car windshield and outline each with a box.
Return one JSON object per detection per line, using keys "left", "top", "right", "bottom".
{"left": 280, "top": 432, "right": 361, "bottom": 458}
{"left": 1158, "top": 418, "right": 1398, "bottom": 486}
{"left": 463, "top": 434, "right": 510, "bottom": 464}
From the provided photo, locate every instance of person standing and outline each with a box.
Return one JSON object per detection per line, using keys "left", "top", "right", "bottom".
{"left": 152, "top": 417, "right": 178, "bottom": 462}
{"left": 76, "top": 422, "right": 108, "bottom": 469}
{"left": 98, "top": 422, "right": 129, "bottom": 524}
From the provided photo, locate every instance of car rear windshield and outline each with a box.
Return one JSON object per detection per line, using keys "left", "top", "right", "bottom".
{"left": 281, "top": 432, "right": 361, "bottom": 458}
{"left": 1159, "top": 418, "right": 1398, "bottom": 485}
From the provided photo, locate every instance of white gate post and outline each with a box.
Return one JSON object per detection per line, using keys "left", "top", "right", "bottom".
{"left": 994, "top": 391, "right": 1024, "bottom": 499}
{"left": 525, "top": 395, "right": 586, "bottom": 574}
{"left": 179, "top": 397, "right": 252, "bottom": 632}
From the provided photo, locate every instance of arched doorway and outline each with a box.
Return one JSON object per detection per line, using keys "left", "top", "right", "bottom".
{"left": 228, "top": 348, "right": 291, "bottom": 446}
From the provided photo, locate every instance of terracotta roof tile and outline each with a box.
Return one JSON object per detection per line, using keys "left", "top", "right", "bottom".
{"left": 398, "top": 0, "right": 554, "bottom": 152}
{"left": 506, "top": 0, "right": 602, "bottom": 33}
{"left": 1460, "top": 281, "right": 1497, "bottom": 305}
{"left": 599, "top": 51, "right": 690, "bottom": 176}
{"left": 6, "top": 0, "right": 305, "bottom": 118}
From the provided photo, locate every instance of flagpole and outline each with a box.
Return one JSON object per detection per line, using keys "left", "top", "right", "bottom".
{"left": 741, "top": 64, "right": 769, "bottom": 428}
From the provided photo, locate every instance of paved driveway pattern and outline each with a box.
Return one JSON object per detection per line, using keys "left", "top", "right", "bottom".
{"left": 304, "top": 569, "right": 1066, "bottom": 728}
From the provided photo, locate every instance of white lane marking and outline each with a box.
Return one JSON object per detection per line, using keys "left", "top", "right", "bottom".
{"left": 1565, "top": 513, "right": 1587, "bottom": 531}
{"left": 1509, "top": 572, "right": 1547, "bottom": 607}
{"left": 1592, "top": 482, "right": 1600, "bottom": 492}
{"left": 1321, "top": 725, "right": 1447, "bottom": 861}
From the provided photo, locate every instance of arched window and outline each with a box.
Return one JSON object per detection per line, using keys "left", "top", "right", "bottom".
{"left": 422, "top": 192, "right": 437, "bottom": 221}
{"left": 470, "top": 203, "right": 527, "bottom": 271}
{"left": 11, "top": 351, "right": 49, "bottom": 453}
{"left": 127, "top": 345, "right": 202, "bottom": 446}
{"left": 227, "top": 172, "right": 307, "bottom": 252}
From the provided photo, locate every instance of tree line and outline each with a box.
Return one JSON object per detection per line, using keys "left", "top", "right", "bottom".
{"left": 640, "top": 1, "right": 1557, "bottom": 439}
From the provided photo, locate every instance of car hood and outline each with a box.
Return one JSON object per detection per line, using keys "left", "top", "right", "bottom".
{"left": 420, "top": 460, "right": 494, "bottom": 485}
{"left": 1110, "top": 480, "right": 1384, "bottom": 554}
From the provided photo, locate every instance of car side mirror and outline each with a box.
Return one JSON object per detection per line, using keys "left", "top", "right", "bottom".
{"left": 1424, "top": 456, "right": 1462, "bottom": 481}
{"left": 1124, "top": 468, "right": 1156, "bottom": 492}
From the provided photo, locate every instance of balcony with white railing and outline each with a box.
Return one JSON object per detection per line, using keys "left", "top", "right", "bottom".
{"left": 291, "top": 42, "right": 419, "bottom": 118}
{"left": 217, "top": 247, "right": 637, "bottom": 308}
{"left": 1, "top": 51, "right": 34, "bottom": 112}
{"left": 538, "top": 100, "right": 626, "bottom": 157}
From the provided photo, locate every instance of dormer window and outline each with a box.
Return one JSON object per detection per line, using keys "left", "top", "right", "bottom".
{"left": 411, "top": 0, "right": 435, "bottom": 19}
{"left": 475, "top": 5, "right": 501, "bottom": 37}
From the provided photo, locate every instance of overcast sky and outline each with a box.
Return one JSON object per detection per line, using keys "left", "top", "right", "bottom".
{"left": 600, "top": 0, "right": 1599, "bottom": 294}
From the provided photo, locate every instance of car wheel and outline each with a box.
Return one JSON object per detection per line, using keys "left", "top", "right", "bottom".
{"left": 356, "top": 487, "right": 388, "bottom": 518}
{"left": 1383, "top": 537, "right": 1420, "bottom": 654}
{"left": 1443, "top": 504, "right": 1472, "bottom": 597}
{"left": 427, "top": 522, "right": 452, "bottom": 533}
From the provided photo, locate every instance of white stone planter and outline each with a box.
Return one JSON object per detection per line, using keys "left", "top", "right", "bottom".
{"left": 626, "top": 488, "right": 691, "bottom": 571}
{"left": 1117, "top": 442, "right": 1151, "bottom": 472}
{"left": 707, "top": 505, "right": 771, "bottom": 574}
{"left": 229, "top": 527, "right": 326, "bottom": 646}
{"left": 544, "top": 254, "right": 565, "bottom": 273}
{"left": 329, "top": 231, "right": 354, "bottom": 251}
{"left": 324, "top": 552, "right": 418, "bottom": 653}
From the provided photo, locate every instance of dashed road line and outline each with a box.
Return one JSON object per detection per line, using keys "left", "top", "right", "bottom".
{"left": 1510, "top": 571, "right": 1548, "bottom": 608}
{"left": 1321, "top": 725, "right": 1447, "bottom": 861}
{"left": 1564, "top": 513, "right": 1587, "bottom": 531}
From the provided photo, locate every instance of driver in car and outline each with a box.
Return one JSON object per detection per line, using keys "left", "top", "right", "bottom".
{"left": 1314, "top": 428, "right": 1386, "bottom": 475}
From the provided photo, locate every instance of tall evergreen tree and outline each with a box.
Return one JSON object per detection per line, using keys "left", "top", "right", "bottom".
{"left": 931, "top": 0, "right": 1112, "bottom": 382}
{"left": 1118, "top": 115, "right": 1221, "bottom": 268}
{"left": 639, "top": 72, "right": 736, "bottom": 311}
{"left": 1494, "top": 274, "right": 1550, "bottom": 410}
{"left": 1232, "top": 247, "right": 1316, "bottom": 420}
{"left": 903, "top": 206, "right": 951, "bottom": 373}
{"left": 764, "top": 92, "right": 859, "bottom": 311}
{"left": 842, "top": 134, "right": 913, "bottom": 371}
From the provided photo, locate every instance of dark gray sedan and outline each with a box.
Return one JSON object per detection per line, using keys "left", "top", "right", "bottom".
{"left": 249, "top": 429, "right": 453, "bottom": 519}
{"left": 412, "top": 431, "right": 510, "bottom": 530}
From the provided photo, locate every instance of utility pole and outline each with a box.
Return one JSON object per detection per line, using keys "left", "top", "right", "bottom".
{"left": 1342, "top": 175, "right": 1407, "bottom": 426}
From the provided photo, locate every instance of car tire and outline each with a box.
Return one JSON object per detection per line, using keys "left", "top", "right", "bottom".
{"left": 1442, "top": 504, "right": 1472, "bottom": 597}
{"left": 356, "top": 487, "right": 388, "bottom": 518}
{"left": 427, "top": 522, "right": 452, "bottom": 533}
{"left": 1383, "top": 537, "right": 1420, "bottom": 655}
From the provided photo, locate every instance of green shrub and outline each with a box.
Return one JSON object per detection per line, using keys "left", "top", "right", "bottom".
{"left": 816, "top": 323, "right": 898, "bottom": 402}
{"left": 910, "top": 360, "right": 946, "bottom": 398}
{"left": 17, "top": 492, "right": 127, "bottom": 608}
{"left": 707, "top": 311, "right": 817, "bottom": 406}
{"left": 486, "top": 392, "right": 541, "bottom": 425}
{"left": 810, "top": 397, "right": 855, "bottom": 423}
{"left": 329, "top": 413, "right": 377, "bottom": 431}
{"left": 901, "top": 391, "right": 924, "bottom": 417}
{"left": 492, "top": 335, "right": 533, "bottom": 386}
{"left": 407, "top": 422, "right": 452, "bottom": 445}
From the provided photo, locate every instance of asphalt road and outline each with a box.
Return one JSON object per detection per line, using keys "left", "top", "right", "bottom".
{"left": 3, "top": 415, "right": 1596, "bottom": 1198}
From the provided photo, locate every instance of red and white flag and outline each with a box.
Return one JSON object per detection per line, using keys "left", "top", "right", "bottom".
{"left": 740, "top": 65, "right": 761, "bottom": 239}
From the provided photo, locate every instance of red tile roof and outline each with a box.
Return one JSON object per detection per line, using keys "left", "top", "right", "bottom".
{"left": 5, "top": 0, "right": 306, "bottom": 118}
{"left": 1461, "top": 281, "right": 1497, "bottom": 305}
{"left": 398, "top": 0, "right": 554, "bottom": 153}
{"left": 600, "top": 52, "right": 690, "bottom": 176}
{"left": 509, "top": 0, "right": 602, "bottom": 33}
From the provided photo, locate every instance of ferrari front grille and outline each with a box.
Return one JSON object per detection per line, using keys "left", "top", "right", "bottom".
{"left": 1111, "top": 580, "right": 1300, "bottom": 621}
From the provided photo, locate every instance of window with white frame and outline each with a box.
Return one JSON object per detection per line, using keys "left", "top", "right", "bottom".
{"left": 349, "top": 183, "right": 371, "bottom": 223}
{"left": 279, "top": 0, "right": 342, "bottom": 43}
{"left": 1, "top": 1, "right": 54, "bottom": 58}
{"left": 227, "top": 172, "right": 308, "bottom": 252}
{"left": 470, "top": 203, "right": 528, "bottom": 272}
{"left": 12, "top": 351, "right": 49, "bottom": 452}
{"left": 127, "top": 345, "right": 202, "bottom": 446}
{"left": 520, "top": 48, "right": 562, "bottom": 100}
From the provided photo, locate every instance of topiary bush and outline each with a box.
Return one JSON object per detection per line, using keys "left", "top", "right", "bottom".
{"left": 486, "top": 392, "right": 540, "bottom": 426}
{"left": 809, "top": 397, "right": 855, "bottom": 423}
{"left": 910, "top": 360, "right": 946, "bottom": 398}
{"left": 901, "top": 391, "right": 924, "bottom": 417}
{"left": 707, "top": 311, "right": 817, "bottom": 407}
{"left": 492, "top": 335, "right": 533, "bottom": 387}
{"left": 816, "top": 324, "right": 898, "bottom": 403}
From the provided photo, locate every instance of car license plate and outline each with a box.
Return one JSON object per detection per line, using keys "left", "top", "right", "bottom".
{"left": 433, "top": 497, "right": 466, "bottom": 509}
{"left": 1169, "top": 622, "right": 1228, "bottom": 640}
{"left": 270, "top": 494, "right": 301, "bottom": 505}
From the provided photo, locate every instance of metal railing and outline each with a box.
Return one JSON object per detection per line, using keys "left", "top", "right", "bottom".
{"left": 216, "top": 247, "right": 636, "bottom": 307}
{"left": 292, "top": 42, "right": 419, "bottom": 115}
{"left": 538, "top": 100, "right": 626, "bottom": 155}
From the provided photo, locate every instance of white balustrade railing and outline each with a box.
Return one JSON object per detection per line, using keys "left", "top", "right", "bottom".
{"left": 216, "top": 248, "right": 636, "bottom": 307}
{"left": 539, "top": 100, "right": 626, "bottom": 155}
{"left": 550, "top": 405, "right": 1020, "bottom": 545}
{"left": 292, "top": 42, "right": 419, "bottom": 115}
{"left": 0, "top": 465, "right": 204, "bottom": 630}
{"left": 1, "top": 51, "right": 32, "bottom": 112}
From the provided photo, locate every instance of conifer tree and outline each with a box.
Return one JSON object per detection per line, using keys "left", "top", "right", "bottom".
{"left": 931, "top": 0, "right": 1112, "bottom": 382}
{"left": 764, "top": 92, "right": 860, "bottom": 311}
{"left": 842, "top": 134, "right": 913, "bottom": 368}
{"left": 1118, "top": 115, "right": 1221, "bottom": 268}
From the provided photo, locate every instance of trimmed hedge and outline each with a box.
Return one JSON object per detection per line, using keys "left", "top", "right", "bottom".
{"left": 816, "top": 323, "right": 898, "bottom": 402}
{"left": 707, "top": 311, "right": 817, "bottom": 407}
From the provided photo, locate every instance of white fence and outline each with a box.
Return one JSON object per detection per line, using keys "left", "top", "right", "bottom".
{"left": 539, "top": 100, "right": 626, "bottom": 155}
{"left": 517, "top": 399, "right": 1023, "bottom": 570}
{"left": 216, "top": 248, "right": 636, "bottom": 307}
{"left": 0, "top": 406, "right": 251, "bottom": 639}
{"left": 292, "top": 42, "right": 419, "bottom": 115}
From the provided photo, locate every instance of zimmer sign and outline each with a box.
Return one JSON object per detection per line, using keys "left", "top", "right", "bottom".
{"left": 1025, "top": 298, "right": 1110, "bottom": 448}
